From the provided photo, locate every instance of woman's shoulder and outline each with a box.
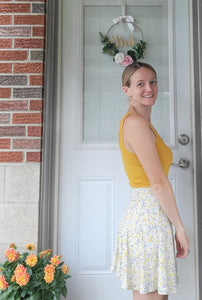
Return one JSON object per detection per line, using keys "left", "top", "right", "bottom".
{"left": 123, "top": 111, "right": 149, "bottom": 131}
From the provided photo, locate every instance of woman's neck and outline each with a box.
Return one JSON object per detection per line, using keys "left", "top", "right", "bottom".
{"left": 128, "top": 104, "right": 152, "bottom": 123}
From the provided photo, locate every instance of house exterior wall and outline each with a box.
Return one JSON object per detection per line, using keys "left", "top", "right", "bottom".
{"left": 0, "top": 0, "right": 46, "bottom": 257}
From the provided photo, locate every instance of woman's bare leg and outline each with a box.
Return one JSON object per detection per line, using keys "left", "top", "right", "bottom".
{"left": 133, "top": 290, "right": 168, "bottom": 300}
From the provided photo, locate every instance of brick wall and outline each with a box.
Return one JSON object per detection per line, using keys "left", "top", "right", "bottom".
{"left": 0, "top": 0, "right": 45, "bottom": 163}
{"left": 0, "top": 0, "right": 46, "bottom": 256}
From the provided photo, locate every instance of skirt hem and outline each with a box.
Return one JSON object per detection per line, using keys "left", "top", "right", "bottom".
{"left": 112, "top": 269, "right": 177, "bottom": 295}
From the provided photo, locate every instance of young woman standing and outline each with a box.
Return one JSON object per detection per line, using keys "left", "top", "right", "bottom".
{"left": 111, "top": 62, "right": 189, "bottom": 300}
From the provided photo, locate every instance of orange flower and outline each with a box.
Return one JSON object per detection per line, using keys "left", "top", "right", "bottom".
{"left": 62, "top": 264, "right": 69, "bottom": 274}
{"left": 44, "top": 272, "right": 54, "bottom": 284}
{"left": 39, "top": 249, "right": 52, "bottom": 258}
{"left": 16, "top": 272, "right": 30, "bottom": 286}
{"left": 25, "top": 254, "right": 38, "bottom": 267}
{"left": 9, "top": 243, "right": 17, "bottom": 249}
{"left": 5, "top": 248, "right": 19, "bottom": 262}
{"left": 11, "top": 275, "right": 16, "bottom": 282}
{"left": 44, "top": 264, "right": 55, "bottom": 274}
{"left": 0, "top": 275, "right": 8, "bottom": 290}
{"left": 25, "top": 243, "right": 36, "bottom": 251}
{"left": 50, "top": 255, "right": 61, "bottom": 266}
{"left": 14, "top": 265, "right": 26, "bottom": 276}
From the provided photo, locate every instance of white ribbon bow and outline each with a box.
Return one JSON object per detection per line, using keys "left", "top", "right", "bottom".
{"left": 113, "top": 15, "right": 135, "bottom": 31}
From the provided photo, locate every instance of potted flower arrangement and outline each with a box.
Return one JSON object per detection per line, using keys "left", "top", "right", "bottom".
{"left": 0, "top": 243, "right": 71, "bottom": 299}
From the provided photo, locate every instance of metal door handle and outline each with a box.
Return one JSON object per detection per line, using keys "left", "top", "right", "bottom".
{"left": 178, "top": 134, "right": 190, "bottom": 145}
{"left": 171, "top": 158, "right": 190, "bottom": 169}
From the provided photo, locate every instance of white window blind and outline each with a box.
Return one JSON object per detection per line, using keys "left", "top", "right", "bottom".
{"left": 83, "top": 3, "right": 172, "bottom": 145}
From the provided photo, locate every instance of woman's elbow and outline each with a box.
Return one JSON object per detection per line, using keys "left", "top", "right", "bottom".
{"left": 150, "top": 176, "right": 169, "bottom": 192}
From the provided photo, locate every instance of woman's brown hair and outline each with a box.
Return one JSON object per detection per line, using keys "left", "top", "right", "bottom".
{"left": 122, "top": 62, "right": 157, "bottom": 87}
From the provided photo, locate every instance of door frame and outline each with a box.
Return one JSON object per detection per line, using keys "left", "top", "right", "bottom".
{"left": 40, "top": 0, "right": 201, "bottom": 297}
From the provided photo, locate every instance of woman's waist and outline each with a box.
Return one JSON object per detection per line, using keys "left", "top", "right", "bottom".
{"left": 130, "top": 187, "right": 159, "bottom": 208}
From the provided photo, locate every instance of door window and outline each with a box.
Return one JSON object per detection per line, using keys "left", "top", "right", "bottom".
{"left": 83, "top": 3, "right": 174, "bottom": 145}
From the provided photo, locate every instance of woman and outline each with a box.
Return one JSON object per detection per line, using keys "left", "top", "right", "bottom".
{"left": 111, "top": 62, "right": 189, "bottom": 300}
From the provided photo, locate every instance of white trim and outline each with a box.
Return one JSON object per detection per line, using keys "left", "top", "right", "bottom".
{"left": 79, "top": 0, "right": 176, "bottom": 149}
{"left": 189, "top": 0, "right": 200, "bottom": 299}
{"left": 84, "top": 0, "right": 168, "bottom": 6}
{"left": 168, "top": 0, "right": 177, "bottom": 148}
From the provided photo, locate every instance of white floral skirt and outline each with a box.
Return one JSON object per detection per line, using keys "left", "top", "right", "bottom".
{"left": 111, "top": 187, "right": 178, "bottom": 295}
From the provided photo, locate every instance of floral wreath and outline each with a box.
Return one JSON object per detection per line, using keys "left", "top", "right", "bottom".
{"left": 99, "top": 18, "right": 146, "bottom": 67}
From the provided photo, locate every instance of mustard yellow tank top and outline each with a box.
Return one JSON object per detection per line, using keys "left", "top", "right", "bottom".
{"left": 119, "top": 112, "right": 173, "bottom": 188}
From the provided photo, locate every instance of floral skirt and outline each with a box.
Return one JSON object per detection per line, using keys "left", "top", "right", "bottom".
{"left": 111, "top": 187, "right": 178, "bottom": 295}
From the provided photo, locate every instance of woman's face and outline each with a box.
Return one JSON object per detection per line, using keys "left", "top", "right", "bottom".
{"left": 123, "top": 67, "right": 158, "bottom": 108}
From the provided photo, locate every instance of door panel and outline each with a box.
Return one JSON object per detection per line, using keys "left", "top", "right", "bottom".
{"left": 58, "top": 0, "right": 197, "bottom": 299}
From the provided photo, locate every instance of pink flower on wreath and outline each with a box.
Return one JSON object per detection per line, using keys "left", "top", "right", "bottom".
{"left": 121, "top": 55, "right": 134, "bottom": 66}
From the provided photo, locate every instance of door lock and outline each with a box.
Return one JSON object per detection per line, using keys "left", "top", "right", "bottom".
{"left": 178, "top": 134, "right": 190, "bottom": 145}
{"left": 172, "top": 158, "right": 190, "bottom": 169}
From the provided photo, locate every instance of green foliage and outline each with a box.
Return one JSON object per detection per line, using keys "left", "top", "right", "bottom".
{"left": 99, "top": 32, "right": 146, "bottom": 62}
{"left": 99, "top": 32, "right": 119, "bottom": 56}
{"left": 0, "top": 245, "right": 71, "bottom": 300}
{"left": 129, "top": 40, "right": 146, "bottom": 59}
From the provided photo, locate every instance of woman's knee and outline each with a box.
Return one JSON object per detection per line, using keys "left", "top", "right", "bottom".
{"left": 133, "top": 290, "right": 168, "bottom": 300}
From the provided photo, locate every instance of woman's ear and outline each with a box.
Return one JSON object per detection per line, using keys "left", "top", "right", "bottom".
{"left": 122, "top": 86, "right": 129, "bottom": 96}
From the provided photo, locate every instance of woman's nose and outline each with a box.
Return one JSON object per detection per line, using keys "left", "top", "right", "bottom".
{"left": 145, "top": 83, "right": 153, "bottom": 91}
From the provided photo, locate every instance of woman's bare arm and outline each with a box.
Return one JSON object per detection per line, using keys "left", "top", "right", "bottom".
{"left": 123, "top": 114, "right": 189, "bottom": 257}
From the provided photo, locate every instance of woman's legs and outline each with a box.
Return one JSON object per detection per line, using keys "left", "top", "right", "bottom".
{"left": 133, "top": 290, "right": 168, "bottom": 300}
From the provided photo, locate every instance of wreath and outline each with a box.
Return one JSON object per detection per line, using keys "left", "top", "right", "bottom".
{"left": 99, "top": 18, "right": 146, "bottom": 66}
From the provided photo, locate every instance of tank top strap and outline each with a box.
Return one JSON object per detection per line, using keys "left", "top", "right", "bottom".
{"left": 120, "top": 112, "right": 157, "bottom": 142}
{"left": 119, "top": 111, "right": 136, "bottom": 143}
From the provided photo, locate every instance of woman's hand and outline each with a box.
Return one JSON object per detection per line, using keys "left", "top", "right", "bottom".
{"left": 175, "top": 229, "right": 189, "bottom": 258}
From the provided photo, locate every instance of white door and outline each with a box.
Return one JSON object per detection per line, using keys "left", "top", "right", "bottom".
{"left": 58, "top": 0, "right": 197, "bottom": 299}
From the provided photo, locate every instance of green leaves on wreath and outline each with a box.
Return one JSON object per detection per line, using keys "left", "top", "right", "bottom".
{"left": 99, "top": 32, "right": 119, "bottom": 56}
{"left": 126, "top": 40, "right": 146, "bottom": 62}
{"left": 100, "top": 31, "right": 146, "bottom": 60}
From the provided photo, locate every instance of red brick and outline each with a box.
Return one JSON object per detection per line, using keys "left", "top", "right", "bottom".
{"left": 0, "top": 88, "right": 11, "bottom": 98}
{"left": 33, "top": 27, "right": 45, "bottom": 37}
{"left": 14, "top": 63, "right": 43, "bottom": 73}
{"left": 0, "top": 51, "right": 27, "bottom": 61}
{"left": 13, "top": 138, "right": 41, "bottom": 149}
{"left": 17, "top": 0, "right": 45, "bottom": 1}
{"left": 0, "top": 63, "right": 12, "bottom": 73}
{"left": 15, "top": 38, "right": 44, "bottom": 49}
{"left": 0, "top": 15, "right": 12, "bottom": 25}
{"left": 0, "top": 113, "right": 9, "bottom": 123}
{"left": 12, "top": 113, "right": 42, "bottom": 124}
{"left": 14, "top": 15, "right": 45, "bottom": 25}
{"left": 0, "top": 39, "right": 12, "bottom": 48}
{"left": 0, "top": 4, "right": 30, "bottom": 13}
{"left": 0, "top": 138, "right": 10, "bottom": 149}
{"left": 0, "top": 27, "right": 31, "bottom": 37}
{"left": 26, "top": 151, "right": 42, "bottom": 162}
{"left": 0, "top": 151, "right": 23, "bottom": 162}
{"left": 28, "top": 126, "right": 42, "bottom": 137}
{"left": 0, "top": 100, "right": 28, "bottom": 111}
{"left": 30, "top": 100, "right": 42, "bottom": 111}
{"left": 30, "top": 75, "right": 43, "bottom": 86}
{"left": 0, "top": 126, "right": 25, "bottom": 136}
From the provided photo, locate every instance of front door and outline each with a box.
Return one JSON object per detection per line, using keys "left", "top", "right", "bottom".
{"left": 58, "top": 0, "right": 197, "bottom": 299}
